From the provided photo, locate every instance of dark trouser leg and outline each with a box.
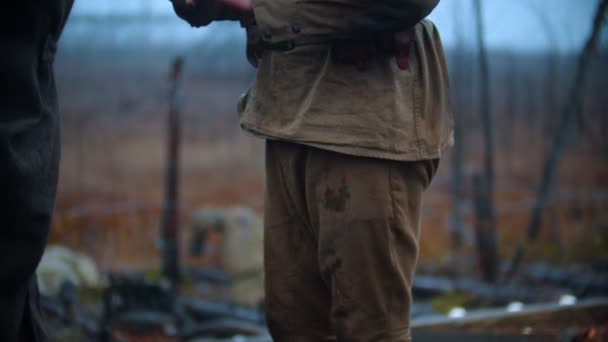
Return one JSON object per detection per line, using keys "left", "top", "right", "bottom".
{"left": 0, "top": 2, "right": 72, "bottom": 341}
{"left": 307, "top": 149, "right": 437, "bottom": 341}
{"left": 264, "top": 140, "right": 438, "bottom": 341}
{"left": 264, "top": 141, "right": 334, "bottom": 341}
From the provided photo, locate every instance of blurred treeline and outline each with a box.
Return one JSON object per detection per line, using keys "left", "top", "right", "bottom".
{"left": 449, "top": 49, "right": 608, "bottom": 160}
{"left": 51, "top": 1, "right": 608, "bottom": 273}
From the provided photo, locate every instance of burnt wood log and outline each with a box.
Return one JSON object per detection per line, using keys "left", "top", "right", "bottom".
{"left": 412, "top": 297, "right": 608, "bottom": 341}
{"left": 413, "top": 275, "right": 566, "bottom": 304}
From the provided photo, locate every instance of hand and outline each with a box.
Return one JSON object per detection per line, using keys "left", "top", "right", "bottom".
{"left": 173, "top": 0, "right": 196, "bottom": 6}
{"left": 220, "top": 0, "right": 252, "bottom": 11}
{"left": 171, "top": 0, "right": 250, "bottom": 27}
{"left": 179, "top": 0, "right": 251, "bottom": 11}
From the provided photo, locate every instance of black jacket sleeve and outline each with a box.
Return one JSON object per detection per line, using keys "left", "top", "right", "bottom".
{"left": 0, "top": 1, "right": 73, "bottom": 340}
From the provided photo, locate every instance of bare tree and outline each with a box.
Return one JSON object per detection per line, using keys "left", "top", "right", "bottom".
{"left": 523, "top": 73, "right": 540, "bottom": 154}
{"left": 449, "top": 0, "right": 467, "bottom": 256}
{"left": 473, "top": 0, "right": 498, "bottom": 283}
{"left": 504, "top": 53, "right": 517, "bottom": 168}
{"left": 524, "top": 2, "right": 560, "bottom": 142}
{"left": 161, "top": 57, "right": 185, "bottom": 291}
{"left": 521, "top": 2, "right": 565, "bottom": 248}
{"left": 505, "top": 0, "right": 608, "bottom": 280}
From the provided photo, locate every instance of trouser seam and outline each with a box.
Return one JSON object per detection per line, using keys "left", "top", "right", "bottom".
{"left": 272, "top": 143, "right": 306, "bottom": 226}
{"left": 275, "top": 143, "right": 316, "bottom": 239}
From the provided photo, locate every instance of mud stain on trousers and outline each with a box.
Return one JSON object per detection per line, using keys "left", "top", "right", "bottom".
{"left": 324, "top": 176, "right": 351, "bottom": 212}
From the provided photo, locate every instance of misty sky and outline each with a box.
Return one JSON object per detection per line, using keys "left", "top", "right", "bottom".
{"left": 67, "top": 0, "right": 601, "bottom": 52}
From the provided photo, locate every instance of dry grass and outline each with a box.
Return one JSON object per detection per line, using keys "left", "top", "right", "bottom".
{"left": 51, "top": 64, "right": 608, "bottom": 273}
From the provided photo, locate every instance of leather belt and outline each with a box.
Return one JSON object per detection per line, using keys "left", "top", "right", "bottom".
{"left": 240, "top": 9, "right": 414, "bottom": 71}
{"left": 260, "top": 35, "right": 333, "bottom": 51}
{"left": 330, "top": 29, "right": 415, "bottom": 71}
{"left": 261, "top": 33, "right": 415, "bottom": 72}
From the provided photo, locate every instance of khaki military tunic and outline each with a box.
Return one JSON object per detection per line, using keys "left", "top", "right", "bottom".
{"left": 173, "top": 0, "right": 453, "bottom": 161}
{"left": 238, "top": 0, "right": 453, "bottom": 161}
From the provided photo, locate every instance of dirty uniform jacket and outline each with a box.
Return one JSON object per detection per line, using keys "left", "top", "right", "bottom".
{"left": 175, "top": 0, "right": 453, "bottom": 161}
{"left": 0, "top": 1, "right": 73, "bottom": 341}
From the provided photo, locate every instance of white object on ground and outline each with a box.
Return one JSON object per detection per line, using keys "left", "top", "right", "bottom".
{"left": 558, "top": 294, "right": 577, "bottom": 306}
{"left": 191, "top": 207, "right": 264, "bottom": 307}
{"left": 447, "top": 307, "right": 467, "bottom": 318}
{"left": 506, "top": 301, "right": 524, "bottom": 312}
{"left": 36, "top": 245, "right": 102, "bottom": 298}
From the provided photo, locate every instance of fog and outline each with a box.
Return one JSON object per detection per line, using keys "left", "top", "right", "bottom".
{"left": 63, "top": 0, "right": 600, "bottom": 52}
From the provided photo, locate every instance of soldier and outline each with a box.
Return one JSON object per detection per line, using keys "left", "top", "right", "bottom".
{"left": 172, "top": 0, "right": 452, "bottom": 340}
{"left": 0, "top": 1, "right": 73, "bottom": 341}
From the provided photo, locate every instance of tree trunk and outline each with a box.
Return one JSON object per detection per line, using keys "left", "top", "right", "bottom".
{"left": 473, "top": 0, "right": 498, "bottom": 283}
{"left": 449, "top": 0, "right": 466, "bottom": 255}
{"left": 504, "top": 53, "right": 517, "bottom": 170}
{"left": 473, "top": 175, "right": 499, "bottom": 283}
{"left": 161, "top": 57, "right": 185, "bottom": 291}
{"left": 523, "top": 2, "right": 560, "bottom": 144}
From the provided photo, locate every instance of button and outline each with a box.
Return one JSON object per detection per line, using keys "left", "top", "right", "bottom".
{"left": 291, "top": 24, "right": 301, "bottom": 34}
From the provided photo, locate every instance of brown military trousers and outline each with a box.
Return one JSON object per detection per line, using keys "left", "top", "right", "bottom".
{"left": 264, "top": 140, "right": 438, "bottom": 341}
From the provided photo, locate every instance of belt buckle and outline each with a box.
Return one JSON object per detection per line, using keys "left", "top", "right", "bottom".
{"left": 263, "top": 39, "right": 296, "bottom": 52}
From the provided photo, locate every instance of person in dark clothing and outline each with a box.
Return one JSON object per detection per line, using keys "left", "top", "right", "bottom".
{"left": 0, "top": 1, "right": 73, "bottom": 340}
